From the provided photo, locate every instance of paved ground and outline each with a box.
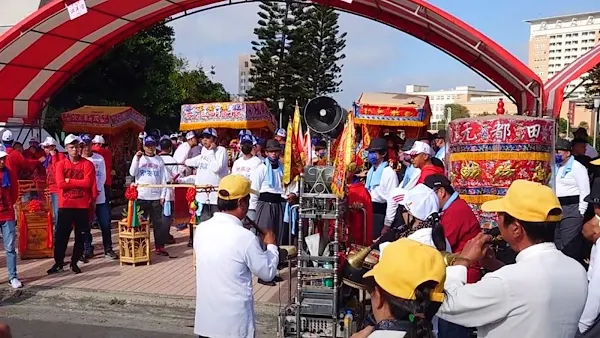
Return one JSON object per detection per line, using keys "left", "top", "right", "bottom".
{"left": 0, "top": 224, "right": 296, "bottom": 305}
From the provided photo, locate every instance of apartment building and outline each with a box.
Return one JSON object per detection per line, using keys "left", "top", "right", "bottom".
{"left": 238, "top": 54, "right": 255, "bottom": 97}
{"left": 525, "top": 11, "right": 600, "bottom": 97}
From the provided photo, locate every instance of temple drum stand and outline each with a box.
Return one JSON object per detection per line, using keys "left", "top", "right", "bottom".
{"left": 118, "top": 219, "right": 151, "bottom": 266}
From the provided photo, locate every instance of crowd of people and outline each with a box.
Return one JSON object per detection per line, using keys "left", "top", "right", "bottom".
{"left": 3, "top": 124, "right": 600, "bottom": 338}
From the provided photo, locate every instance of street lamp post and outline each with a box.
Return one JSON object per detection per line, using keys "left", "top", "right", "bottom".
{"left": 445, "top": 107, "right": 452, "bottom": 129}
{"left": 278, "top": 98, "right": 285, "bottom": 128}
{"left": 594, "top": 96, "right": 600, "bottom": 149}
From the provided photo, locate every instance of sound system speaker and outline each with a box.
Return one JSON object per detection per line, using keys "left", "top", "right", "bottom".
{"left": 303, "top": 96, "right": 346, "bottom": 138}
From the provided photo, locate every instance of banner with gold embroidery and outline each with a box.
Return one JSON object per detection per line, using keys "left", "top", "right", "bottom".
{"left": 283, "top": 104, "right": 304, "bottom": 185}
{"left": 331, "top": 111, "right": 356, "bottom": 197}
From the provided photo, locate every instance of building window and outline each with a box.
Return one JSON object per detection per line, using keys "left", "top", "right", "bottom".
{"left": 244, "top": 61, "right": 249, "bottom": 68}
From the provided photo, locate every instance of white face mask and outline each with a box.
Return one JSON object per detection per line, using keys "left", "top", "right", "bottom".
{"left": 595, "top": 214, "right": 600, "bottom": 222}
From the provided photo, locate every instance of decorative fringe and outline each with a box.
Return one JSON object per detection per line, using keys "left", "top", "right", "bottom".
{"left": 354, "top": 119, "right": 427, "bottom": 127}
{"left": 46, "top": 211, "right": 53, "bottom": 249}
{"left": 19, "top": 210, "right": 27, "bottom": 254}
{"left": 461, "top": 195, "right": 504, "bottom": 205}
{"left": 449, "top": 151, "right": 551, "bottom": 162}
{"left": 179, "top": 121, "right": 274, "bottom": 132}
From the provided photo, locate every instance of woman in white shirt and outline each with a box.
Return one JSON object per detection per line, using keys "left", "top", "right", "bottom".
{"left": 579, "top": 181, "right": 600, "bottom": 336}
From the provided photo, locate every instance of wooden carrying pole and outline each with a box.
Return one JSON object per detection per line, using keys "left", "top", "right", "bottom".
{"left": 133, "top": 184, "right": 217, "bottom": 191}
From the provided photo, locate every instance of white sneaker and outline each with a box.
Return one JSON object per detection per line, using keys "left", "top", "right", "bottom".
{"left": 9, "top": 278, "right": 22, "bottom": 289}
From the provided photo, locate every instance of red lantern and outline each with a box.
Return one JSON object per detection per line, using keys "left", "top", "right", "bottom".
{"left": 125, "top": 185, "right": 138, "bottom": 201}
{"left": 496, "top": 98, "right": 505, "bottom": 115}
{"left": 185, "top": 187, "right": 197, "bottom": 203}
{"left": 28, "top": 199, "right": 43, "bottom": 213}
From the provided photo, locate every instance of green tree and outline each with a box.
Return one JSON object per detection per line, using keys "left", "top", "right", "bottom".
{"left": 579, "top": 121, "right": 590, "bottom": 130}
{"left": 557, "top": 117, "right": 569, "bottom": 134}
{"left": 444, "top": 103, "right": 470, "bottom": 120}
{"left": 300, "top": 5, "right": 346, "bottom": 97}
{"left": 172, "top": 57, "right": 230, "bottom": 105}
{"left": 583, "top": 63, "right": 600, "bottom": 108}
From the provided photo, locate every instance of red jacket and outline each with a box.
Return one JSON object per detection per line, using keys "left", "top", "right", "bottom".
{"left": 46, "top": 152, "right": 66, "bottom": 193}
{"left": 24, "top": 147, "right": 46, "bottom": 179}
{"left": 92, "top": 145, "right": 112, "bottom": 186}
{"left": 55, "top": 158, "right": 97, "bottom": 209}
{"left": 6, "top": 148, "right": 40, "bottom": 174}
{"left": 440, "top": 197, "right": 482, "bottom": 283}
{"left": 0, "top": 165, "right": 18, "bottom": 221}
{"left": 416, "top": 164, "right": 445, "bottom": 185}
{"left": 347, "top": 182, "right": 373, "bottom": 245}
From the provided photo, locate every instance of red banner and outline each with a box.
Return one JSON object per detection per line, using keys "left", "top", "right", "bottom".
{"left": 567, "top": 101, "right": 575, "bottom": 126}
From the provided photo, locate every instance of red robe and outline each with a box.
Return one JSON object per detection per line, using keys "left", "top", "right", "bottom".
{"left": 345, "top": 182, "right": 373, "bottom": 245}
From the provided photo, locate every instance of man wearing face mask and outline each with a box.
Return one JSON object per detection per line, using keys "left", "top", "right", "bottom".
{"left": 179, "top": 128, "right": 229, "bottom": 247}
{"left": 314, "top": 140, "right": 328, "bottom": 165}
{"left": 365, "top": 138, "right": 399, "bottom": 239}
{"left": 554, "top": 138, "right": 590, "bottom": 264}
{"left": 232, "top": 135, "right": 262, "bottom": 180}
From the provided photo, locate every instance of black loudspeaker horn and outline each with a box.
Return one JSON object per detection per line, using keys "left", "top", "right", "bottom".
{"left": 303, "top": 96, "right": 346, "bottom": 137}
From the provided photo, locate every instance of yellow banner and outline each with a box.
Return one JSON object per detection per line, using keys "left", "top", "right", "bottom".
{"left": 283, "top": 104, "right": 302, "bottom": 185}
{"left": 331, "top": 111, "right": 356, "bottom": 197}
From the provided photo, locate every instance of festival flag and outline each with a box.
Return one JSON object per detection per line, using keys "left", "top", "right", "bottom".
{"left": 304, "top": 129, "right": 313, "bottom": 166}
{"left": 283, "top": 102, "right": 303, "bottom": 185}
{"left": 331, "top": 111, "right": 356, "bottom": 197}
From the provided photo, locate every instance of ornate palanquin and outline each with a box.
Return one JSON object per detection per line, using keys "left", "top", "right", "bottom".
{"left": 17, "top": 180, "right": 53, "bottom": 259}
{"left": 448, "top": 115, "right": 554, "bottom": 228}
{"left": 179, "top": 101, "right": 276, "bottom": 132}
{"left": 61, "top": 106, "right": 147, "bottom": 205}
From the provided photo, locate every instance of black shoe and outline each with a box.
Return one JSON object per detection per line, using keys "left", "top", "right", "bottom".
{"left": 80, "top": 256, "right": 89, "bottom": 263}
{"left": 273, "top": 276, "right": 284, "bottom": 283}
{"left": 187, "top": 241, "right": 193, "bottom": 248}
{"left": 104, "top": 251, "right": 118, "bottom": 260}
{"left": 70, "top": 263, "right": 82, "bottom": 274}
{"left": 47, "top": 264, "right": 63, "bottom": 275}
{"left": 257, "top": 279, "right": 276, "bottom": 286}
{"left": 168, "top": 235, "right": 176, "bottom": 245}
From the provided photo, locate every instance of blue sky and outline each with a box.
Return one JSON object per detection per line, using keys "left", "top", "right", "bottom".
{"left": 169, "top": 0, "right": 599, "bottom": 105}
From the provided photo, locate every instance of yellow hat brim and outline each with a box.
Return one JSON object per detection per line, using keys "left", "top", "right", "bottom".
{"left": 591, "top": 158, "right": 600, "bottom": 166}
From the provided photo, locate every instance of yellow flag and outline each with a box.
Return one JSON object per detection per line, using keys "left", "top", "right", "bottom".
{"left": 283, "top": 103, "right": 302, "bottom": 185}
{"left": 331, "top": 111, "right": 356, "bottom": 197}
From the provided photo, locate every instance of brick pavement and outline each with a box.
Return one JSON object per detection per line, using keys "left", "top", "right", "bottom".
{"left": 0, "top": 225, "right": 296, "bottom": 306}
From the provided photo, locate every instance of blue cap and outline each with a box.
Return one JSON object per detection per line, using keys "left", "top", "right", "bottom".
{"left": 143, "top": 136, "right": 156, "bottom": 146}
{"left": 80, "top": 134, "right": 92, "bottom": 144}
{"left": 240, "top": 134, "right": 254, "bottom": 144}
{"left": 238, "top": 129, "right": 252, "bottom": 136}
{"left": 202, "top": 128, "right": 218, "bottom": 138}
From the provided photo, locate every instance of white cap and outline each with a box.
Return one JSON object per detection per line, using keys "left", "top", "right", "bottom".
{"left": 29, "top": 136, "right": 40, "bottom": 143}
{"left": 92, "top": 135, "right": 105, "bottom": 144}
{"left": 0, "top": 151, "right": 7, "bottom": 159}
{"left": 403, "top": 184, "right": 439, "bottom": 221}
{"left": 138, "top": 131, "right": 147, "bottom": 139}
{"left": 202, "top": 128, "right": 218, "bottom": 138}
{"left": 185, "top": 131, "right": 196, "bottom": 140}
{"left": 238, "top": 129, "right": 252, "bottom": 136}
{"left": 170, "top": 133, "right": 179, "bottom": 139}
{"left": 41, "top": 136, "right": 57, "bottom": 147}
{"left": 275, "top": 128, "right": 286, "bottom": 138}
{"left": 408, "top": 141, "right": 432, "bottom": 156}
{"left": 64, "top": 134, "right": 82, "bottom": 145}
{"left": 1, "top": 130, "right": 13, "bottom": 142}
{"left": 160, "top": 135, "right": 170, "bottom": 141}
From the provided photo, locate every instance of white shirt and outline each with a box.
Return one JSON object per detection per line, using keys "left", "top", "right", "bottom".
{"left": 367, "top": 332, "right": 406, "bottom": 337}
{"left": 586, "top": 144, "right": 598, "bottom": 158}
{"left": 194, "top": 212, "right": 279, "bottom": 338}
{"left": 128, "top": 155, "right": 167, "bottom": 201}
{"left": 438, "top": 243, "right": 588, "bottom": 338}
{"left": 182, "top": 146, "right": 229, "bottom": 205}
{"left": 385, "top": 186, "right": 404, "bottom": 227}
{"left": 580, "top": 236, "right": 600, "bottom": 332}
{"left": 84, "top": 153, "right": 106, "bottom": 205}
{"left": 232, "top": 156, "right": 262, "bottom": 180}
{"left": 555, "top": 157, "right": 590, "bottom": 215}
{"left": 369, "top": 166, "right": 398, "bottom": 204}
{"left": 159, "top": 153, "right": 178, "bottom": 202}
{"left": 173, "top": 141, "right": 195, "bottom": 176}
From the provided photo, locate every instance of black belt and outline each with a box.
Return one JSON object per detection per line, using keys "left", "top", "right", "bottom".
{"left": 558, "top": 195, "right": 579, "bottom": 206}
{"left": 259, "top": 192, "right": 285, "bottom": 203}
{"left": 372, "top": 202, "right": 387, "bottom": 214}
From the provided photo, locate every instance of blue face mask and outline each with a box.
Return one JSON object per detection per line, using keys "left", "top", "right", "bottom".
{"left": 319, "top": 151, "right": 326, "bottom": 158}
{"left": 555, "top": 154, "right": 563, "bottom": 165}
{"left": 367, "top": 152, "right": 378, "bottom": 165}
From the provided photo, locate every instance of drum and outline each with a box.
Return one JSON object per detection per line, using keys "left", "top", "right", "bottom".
{"left": 342, "top": 245, "right": 380, "bottom": 289}
{"left": 448, "top": 115, "right": 554, "bottom": 228}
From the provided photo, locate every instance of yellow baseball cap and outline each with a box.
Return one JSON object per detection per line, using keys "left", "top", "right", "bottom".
{"left": 481, "top": 179, "right": 562, "bottom": 222}
{"left": 363, "top": 238, "right": 445, "bottom": 302}
{"left": 217, "top": 174, "right": 258, "bottom": 200}
{"left": 591, "top": 158, "right": 600, "bottom": 166}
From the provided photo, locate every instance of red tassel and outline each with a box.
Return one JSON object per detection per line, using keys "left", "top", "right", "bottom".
{"left": 19, "top": 210, "right": 28, "bottom": 254}
{"left": 46, "top": 211, "right": 53, "bottom": 249}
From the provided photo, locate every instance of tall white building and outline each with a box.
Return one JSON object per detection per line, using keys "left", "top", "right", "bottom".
{"left": 405, "top": 85, "right": 507, "bottom": 122}
{"left": 238, "top": 54, "right": 255, "bottom": 97}
{"left": 0, "top": 0, "right": 49, "bottom": 35}
{"left": 525, "top": 11, "right": 600, "bottom": 97}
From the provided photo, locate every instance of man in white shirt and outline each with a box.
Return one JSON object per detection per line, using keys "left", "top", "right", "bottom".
{"left": 439, "top": 180, "right": 588, "bottom": 338}
{"left": 180, "top": 128, "right": 229, "bottom": 247}
{"left": 173, "top": 131, "right": 200, "bottom": 176}
{"left": 232, "top": 135, "right": 262, "bottom": 180}
{"left": 194, "top": 174, "right": 278, "bottom": 338}
{"left": 579, "top": 180, "right": 600, "bottom": 335}
{"left": 129, "top": 136, "right": 169, "bottom": 256}
{"left": 80, "top": 134, "right": 118, "bottom": 261}
{"left": 364, "top": 138, "right": 399, "bottom": 240}
{"left": 555, "top": 138, "right": 590, "bottom": 264}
